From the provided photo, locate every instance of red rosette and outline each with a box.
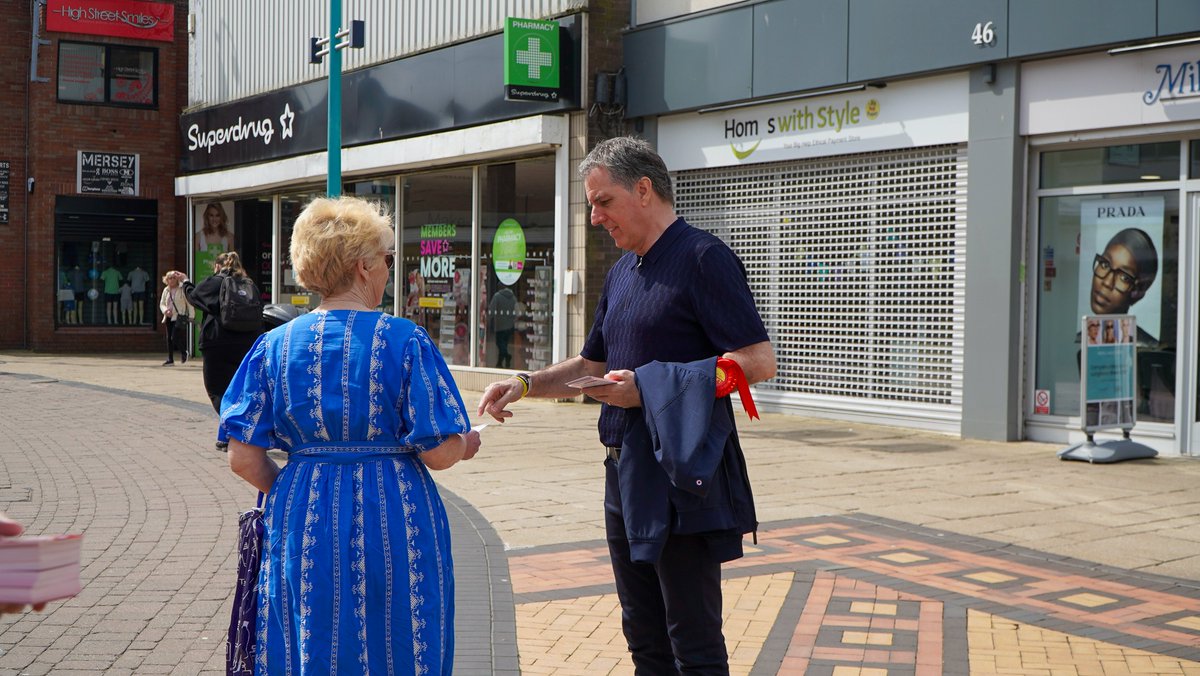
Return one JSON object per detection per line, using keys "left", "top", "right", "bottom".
{"left": 715, "top": 357, "right": 759, "bottom": 420}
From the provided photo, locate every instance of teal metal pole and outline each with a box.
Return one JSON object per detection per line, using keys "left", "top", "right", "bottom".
{"left": 327, "top": 0, "right": 342, "bottom": 197}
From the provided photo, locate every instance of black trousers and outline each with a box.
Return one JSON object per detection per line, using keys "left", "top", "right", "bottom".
{"left": 165, "top": 319, "right": 187, "bottom": 361}
{"left": 201, "top": 342, "right": 254, "bottom": 413}
{"left": 604, "top": 459, "right": 729, "bottom": 675}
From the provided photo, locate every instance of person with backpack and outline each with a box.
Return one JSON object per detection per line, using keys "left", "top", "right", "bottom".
{"left": 183, "top": 251, "right": 264, "bottom": 450}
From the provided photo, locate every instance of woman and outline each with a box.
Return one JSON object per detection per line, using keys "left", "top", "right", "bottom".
{"left": 158, "top": 271, "right": 194, "bottom": 366}
{"left": 182, "top": 252, "right": 263, "bottom": 448}
{"left": 221, "top": 196, "right": 481, "bottom": 675}
{"left": 196, "top": 202, "right": 232, "bottom": 251}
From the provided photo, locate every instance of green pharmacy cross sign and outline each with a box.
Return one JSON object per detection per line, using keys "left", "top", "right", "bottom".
{"left": 504, "top": 17, "right": 561, "bottom": 102}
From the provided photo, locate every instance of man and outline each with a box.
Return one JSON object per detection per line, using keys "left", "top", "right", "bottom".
{"left": 478, "top": 136, "right": 775, "bottom": 674}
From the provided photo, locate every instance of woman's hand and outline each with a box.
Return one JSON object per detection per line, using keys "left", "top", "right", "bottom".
{"left": 460, "top": 429, "right": 481, "bottom": 461}
{"left": 420, "top": 429, "right": 481, "bottom": 470}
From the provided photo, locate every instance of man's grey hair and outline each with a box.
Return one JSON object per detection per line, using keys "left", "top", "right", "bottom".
{"left": 578, "top": 136, "right": 675, "bottom": 207}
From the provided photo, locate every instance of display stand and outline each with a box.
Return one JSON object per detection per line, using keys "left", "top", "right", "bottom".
{"left": 1057, "top": 429, "right": 1157, "bottom": 463}
{"left": 1060, "top": 314, "right": 1157, "bottom": 464}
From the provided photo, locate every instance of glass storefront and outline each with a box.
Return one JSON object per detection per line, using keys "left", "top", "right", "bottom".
{"left": 279, "top": 190, "right": 325, "bottom": 310}
{"left": 479, "top": 157, "right": 556, "bottom": 371}
{"left": 400, "top": 169, "right": 474, "bottom": 365}
{"left": 1034, "top": 143, "right": 1181, "bottom": 424}
{"left": 194, "top": 154, "right": 558, "bottom": 370}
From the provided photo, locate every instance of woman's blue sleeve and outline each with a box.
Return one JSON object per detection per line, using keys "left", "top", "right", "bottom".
{"left": 220, "top": 335, "right": 276, "bottom": 448}
{"left": 397, "top": 327, "right": 470, "bottom": 452}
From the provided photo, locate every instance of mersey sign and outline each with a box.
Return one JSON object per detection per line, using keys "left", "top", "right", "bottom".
{"left": 46, "top": 0, "right": 175, "bottom": 43}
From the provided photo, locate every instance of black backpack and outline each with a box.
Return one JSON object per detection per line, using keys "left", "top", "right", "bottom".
{"left": 219, "top": 275, "right": 263, "bottom": 333}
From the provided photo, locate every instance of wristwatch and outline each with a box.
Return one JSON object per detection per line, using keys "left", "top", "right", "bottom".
{"left": 514, "top": 372, "right": 532, "bottom": 398}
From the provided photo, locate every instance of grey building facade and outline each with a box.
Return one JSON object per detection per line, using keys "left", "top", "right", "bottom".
{"left": 623, "top": 0, "right": 1200, "bottom": 456}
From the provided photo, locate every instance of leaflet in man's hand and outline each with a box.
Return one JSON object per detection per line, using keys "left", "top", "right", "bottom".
{"left": 565, "top": 375, "right": 615, "bottom": 388}
{"left": 0, "top": 534, "right": 83, "bottom": 604}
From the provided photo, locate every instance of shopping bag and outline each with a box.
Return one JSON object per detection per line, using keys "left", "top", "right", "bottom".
{"left": 227, "top": 492, "right": 264, "bottom": 676}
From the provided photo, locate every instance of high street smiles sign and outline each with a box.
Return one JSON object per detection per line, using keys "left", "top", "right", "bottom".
{"left": 46, "top": 0, "right": 174, "bottom": 43}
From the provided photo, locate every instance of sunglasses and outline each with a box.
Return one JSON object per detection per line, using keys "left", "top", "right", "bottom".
{"left": 383, "top": 249, "right": 395, "bottom": 269}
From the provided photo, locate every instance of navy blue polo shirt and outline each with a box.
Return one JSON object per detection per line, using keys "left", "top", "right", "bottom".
{"left": 581, "top": 217, "right": 769, "bottom": 447}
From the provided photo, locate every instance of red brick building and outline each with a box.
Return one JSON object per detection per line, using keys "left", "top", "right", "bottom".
{"left": 1, "top": 0, "right": 187, "bottom": 351}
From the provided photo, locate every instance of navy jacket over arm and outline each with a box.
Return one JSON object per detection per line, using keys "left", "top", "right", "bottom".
{"left": 618, "top": 358, "right": 758, "bottom": 565}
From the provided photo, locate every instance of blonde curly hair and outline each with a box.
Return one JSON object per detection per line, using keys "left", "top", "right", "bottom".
{"left": 289, "top": 196, "right": 393, "bottom": 297}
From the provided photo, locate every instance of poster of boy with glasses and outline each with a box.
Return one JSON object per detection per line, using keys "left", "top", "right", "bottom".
{"left": 1078, "top": 197, "right": 1163, "bottom": 349}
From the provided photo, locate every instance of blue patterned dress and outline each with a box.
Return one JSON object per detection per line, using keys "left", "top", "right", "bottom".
{"left": 220, "top": 310, "right": 470, "bottom": 675}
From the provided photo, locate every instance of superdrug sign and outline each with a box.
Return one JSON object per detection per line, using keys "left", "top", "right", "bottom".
{"left": 46, "top": 0, "right": 175, "bottom": 43}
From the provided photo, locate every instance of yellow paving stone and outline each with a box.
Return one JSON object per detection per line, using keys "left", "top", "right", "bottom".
{"left": 832, "top": 668, "right": 889, "bottom": 676}
{"left": 878, "top": 551, "right": 928, "bottom": 564}
{"left": 968, "top": 609, "right": 1200, "bottom": 676}
{"left": 841, "top": 630, "right": 894, "bottom": 646}
{"left": 805, "top": 535, "right": 851, "bottom": 545}
{"left": 515, "top": 572, "right": 793, "bottom": 676}
{"left": 1167, "top": 616, "right": 1200, "bottom": 632}
{"left": 849, "top": 601, "right": 898, "bottom": 615}
{"left": 966, "top": 571, "right": 1019, "bottom": 584}
{"left": 1059, "top": 593, "right": 1120, "bottom": 608}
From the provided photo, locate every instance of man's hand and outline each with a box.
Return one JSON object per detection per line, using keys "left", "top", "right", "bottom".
{"left": 477, "top": 378, "right": 525, "bottom": 423}
{"left": 580, "top": 370, "right": 641, "bottom": 409}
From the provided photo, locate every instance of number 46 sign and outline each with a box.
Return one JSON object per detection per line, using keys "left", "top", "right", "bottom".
{"left": 971, "top": 21, "right": 996, "bottom": 46}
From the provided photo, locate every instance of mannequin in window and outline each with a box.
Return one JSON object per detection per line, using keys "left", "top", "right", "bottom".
{"left": 69, "top": 265, "right": 85, "bottom": 324}
{"left": 196, "top": 202, "right": 232, "bottom": 252}
{"left": 58, "top": 269, "right": 76, "bottom": 324}
{"left": 127, "top": 265, "right": 151, "bottom": 324}
{"left": 100, "top": 264, "right": 123, "bottom": 324}
{"left": 119, "top": 282, "right": 133, "bottom": 324}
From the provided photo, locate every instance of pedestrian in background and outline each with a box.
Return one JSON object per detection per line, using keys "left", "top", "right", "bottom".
{"left": 478, "top": 136, "right": 775, "bottom": 674}
{"left": 221, "top": 195, "right": 481, "bottom": 675}
{"left": 158, "top": 271, "right": 194, "bottom": 366}
{"left": 182, "top": 251, "right": 263, "bottom": 451}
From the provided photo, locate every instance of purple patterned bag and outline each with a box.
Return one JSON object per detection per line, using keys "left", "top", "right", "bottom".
{"left": 227, "top": 493, "right": 264, "bottom": 676}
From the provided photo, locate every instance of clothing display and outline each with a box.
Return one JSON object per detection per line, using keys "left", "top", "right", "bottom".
{"left": 221, "top": 310, "right": 470, "bottom": 675}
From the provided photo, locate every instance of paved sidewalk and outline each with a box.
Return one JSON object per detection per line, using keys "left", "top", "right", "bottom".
{"left": 0, "top": 350, "right": 1198, "bottom": 675}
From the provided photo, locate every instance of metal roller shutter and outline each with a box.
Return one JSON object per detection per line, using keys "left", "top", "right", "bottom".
{"left": 674, "top": 144, "right": 967, "bottom": 431}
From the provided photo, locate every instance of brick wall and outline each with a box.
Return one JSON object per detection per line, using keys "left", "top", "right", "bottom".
{"left": 581, "top": 0, "right": 633, "bottom": 336}
{"left": 0, "top": 3, "right": 32, "bottom": 348}
{"left": 2, "top": 0, "right": 188, "bottom": 352}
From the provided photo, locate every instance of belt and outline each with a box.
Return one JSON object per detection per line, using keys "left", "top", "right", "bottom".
{"left": 606, "top": 446, "right": 621, "bottom": 461}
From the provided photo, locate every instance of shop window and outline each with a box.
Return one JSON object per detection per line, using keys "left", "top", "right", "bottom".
{"left": 1034, "top": 189, "right": 1179, "bottom": 422}
{"left": 58, "top": 41, "right": 157, "bottom": 108}
{"left": 480, "top": 157, "right": 556, "bottom": 371}
{"left": 1040, "top": 142, "right": 1178, "bottom": 189}
{"left": 400, "top": 170, "right": 473, "bottom": 366}
{"left": 55, "top": 197, "right": 157, "bottom": 328}
{"left": 279, "top": 191, "right": 325, "bottom": 310}
{"left": 345, "top": 179, "right": 397, "bottom": 314}
{"left": 1191, "top": 139, "right": 1200, "bottom": 178}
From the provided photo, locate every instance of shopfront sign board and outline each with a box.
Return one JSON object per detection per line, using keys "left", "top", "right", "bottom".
{"left": 46, "top": 0, "right": 174, "bottom": 43}
{"left": 77, "top": 151, "right": 139, "bottom": 196}
{"left": 658, "top": 73, "right": 968, "bottom": 171}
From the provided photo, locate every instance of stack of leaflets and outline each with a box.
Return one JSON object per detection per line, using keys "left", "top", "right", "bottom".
{"left": 0, "top": 534, "right": 83, "bottom": 604}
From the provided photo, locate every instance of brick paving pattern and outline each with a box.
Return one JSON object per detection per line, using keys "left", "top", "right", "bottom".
{"left": 1, "top": 351, "right": 1199, "bottom": 675}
